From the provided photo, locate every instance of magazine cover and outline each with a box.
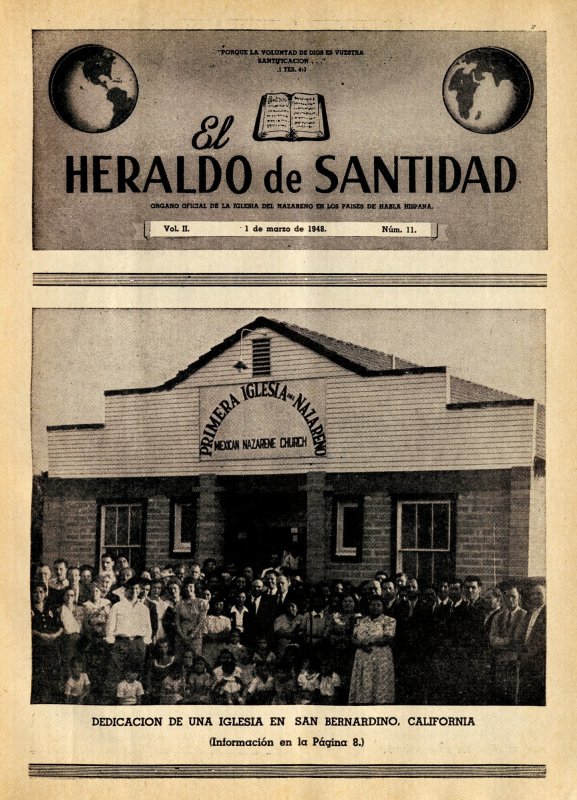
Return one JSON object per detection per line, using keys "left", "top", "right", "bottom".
{"left": 1, "top": 1, "right": 577, "bottom": 799}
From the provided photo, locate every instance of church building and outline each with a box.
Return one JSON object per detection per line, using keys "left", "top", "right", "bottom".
{"left": 41, "top": 316, "right": 545, "bottom": 586}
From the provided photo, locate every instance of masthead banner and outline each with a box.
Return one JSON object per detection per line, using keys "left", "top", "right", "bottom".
{"left": 33, "top": 30, "right": 546, "bottom": 251}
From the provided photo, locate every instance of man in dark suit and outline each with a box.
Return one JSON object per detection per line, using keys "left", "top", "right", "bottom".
{"left": 394, "top": 577, "right": 433, "bottom": 703}
{"left": 517, "top": 583, "right": 546, "bottom": 705}
{"left": 489, "top": 585, "right": 526, "bottom": 704}
{"left": 274, "top": 574, "right": 299, "bottom": 616}
{"left": 382, "top": 579, "right": 400, "bottom": 617}
{"left": 433, "top": 580, "right": 453, "bottom": 633}
{"left": 428, "top": 579, "right": 453, "bottom": 703}
{"left": 247, "top": 577, "right": 276, "bottom": 645}
{"left": 452, "top": 575, "right": 488, "bottom": 704}
{"left": 443, "top": 578, "right": 467, "bottom": 701}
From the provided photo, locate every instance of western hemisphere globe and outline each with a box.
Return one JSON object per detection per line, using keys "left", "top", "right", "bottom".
{"left": 49, "top": 44, "right": 138, "bottom": 133}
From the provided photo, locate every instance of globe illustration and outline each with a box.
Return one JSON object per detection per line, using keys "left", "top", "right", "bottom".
{"left": 49, "top": 45, "right": 138, "bottom": 133}
{"left": 443, "top": 47, "right": 533, "bottom": 134}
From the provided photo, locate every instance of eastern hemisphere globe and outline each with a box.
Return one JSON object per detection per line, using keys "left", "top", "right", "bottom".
{"left": 49, "top": 45, "right": 138, "bottom": 133}
{"left": 443, "top": 47, "right": 533, "bottom": 134}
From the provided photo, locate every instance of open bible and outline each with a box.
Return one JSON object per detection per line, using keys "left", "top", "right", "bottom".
{"left": 253, "top": 92, "right": 329, "bottom": 141}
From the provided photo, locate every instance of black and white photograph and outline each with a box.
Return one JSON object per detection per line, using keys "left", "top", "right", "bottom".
{"left": 31, "top": 308, "right": 545, "bottom": 708}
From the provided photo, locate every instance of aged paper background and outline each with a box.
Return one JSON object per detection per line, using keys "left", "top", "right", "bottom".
{"left": 2, "top": 0, "right": 577, "bottom": 798}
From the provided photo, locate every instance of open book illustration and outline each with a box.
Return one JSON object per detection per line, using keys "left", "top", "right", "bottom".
{"left": 253, "top": 92, "right": 330, "bottom": 141}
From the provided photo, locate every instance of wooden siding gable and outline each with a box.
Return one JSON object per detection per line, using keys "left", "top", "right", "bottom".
{"left": 47, "top": 367, "right": 538, "bottom": 478}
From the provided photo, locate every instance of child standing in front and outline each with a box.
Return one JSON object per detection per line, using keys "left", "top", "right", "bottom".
{"left": 186, "top": 656, "right": 213, "bottom": 704}
{"left": 64, "top": 657, "right": 90, "bottom": 704}
{"left": 116, "top": 665, "right": 145, "bottom": 705}
{"left": 297, "top": 654, "right": 320, "bottom": 704}
{"left": 318, "top": 658, "right": 342, "bottom": 704}
{"left": 246, "top": 661, "right": 275, "bottom": 704}
{"left": 147, "top": 639, "right": 174, "bottom": 703}
{"left": 212, "top": 649, "right": 246, "bottom": 704}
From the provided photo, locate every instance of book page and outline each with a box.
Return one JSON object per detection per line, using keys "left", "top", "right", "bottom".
{"left": 260, "top": 92, "right": 291, "bottom": 136}
{"left": 290, "top": 93, "right": 321, "bottom": 134}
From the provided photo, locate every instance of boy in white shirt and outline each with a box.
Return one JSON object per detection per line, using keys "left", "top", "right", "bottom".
{"left": 64, "top": 658, "right": 90, "bottom": 704}
{"left": 116, "top": 666, "right": 145, "bottom": 705}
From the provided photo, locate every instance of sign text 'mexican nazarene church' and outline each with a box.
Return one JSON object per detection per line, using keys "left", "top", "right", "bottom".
{"left": 199, "top": 379, "right": 327, "bottom": 459}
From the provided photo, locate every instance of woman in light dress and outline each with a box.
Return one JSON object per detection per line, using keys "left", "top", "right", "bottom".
{"left": 175, "top": 578, "right": 207, "bottom": 657}
{"left": 348, "top": 595, "right": 396, "bottom": 704}
{"left": 82, "top": 581, "right": 111, "bottom": 701}
{"left": 202, "top": 598, "right": 232, "bottom": 668}
{"left": 273, "top": 600, "right": 304, "bottom": 659}
{"left": 326, "top": 592, "right": 361, "bottom": 692}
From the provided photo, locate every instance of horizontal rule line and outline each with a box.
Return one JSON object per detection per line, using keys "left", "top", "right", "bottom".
{"left": 32, "top": 273, "right": 547, "bottom": 288}
{"left": 29, "top": 763, "right": 547, "bottom": 779}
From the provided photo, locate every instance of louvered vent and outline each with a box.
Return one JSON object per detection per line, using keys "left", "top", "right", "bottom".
{"left": 252, "top": 337, "right": 271, "bottom": 376}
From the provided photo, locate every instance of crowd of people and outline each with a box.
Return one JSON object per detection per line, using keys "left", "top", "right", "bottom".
{"left": 31, "top": 554, "right": 546, "bottom": 706}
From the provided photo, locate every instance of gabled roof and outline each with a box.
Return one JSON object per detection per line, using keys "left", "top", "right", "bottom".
{"left": 449, "top": 375, "right": 526, "bottom": 405}
{"left": 275, "top": 319, "right": 397, "bottom": 371}
{"left": 104, "top": 316, "right": 446, "bottom": 396}
{"left": 42, "top": 315, "right": 530, "bottom": 412}
{"left": 47, "top": 316, "right": 539, "bottom": 433}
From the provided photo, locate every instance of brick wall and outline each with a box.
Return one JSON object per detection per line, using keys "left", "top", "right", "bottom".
{"left": 41, "top": 477, "right": 196, "bottom": 570}
{"left": 528, "top": 469, "right": 546, "bottom": 576}
{"left": 42, "top": 495, "right": 97, "bottom": 567}
{"left": 305, "top": 472, "right": 326, "bottom": 582}
{"left": 320, "top": 490, "right": 392, "bottom": 583}
{"left": 196, "top": 474, "right": 225, "bottom": 564}
{"left": 507, "top": 467, "right": 532, "bottom": 578}
{"left": 456, "top": 482, "right": 511, "bottom": 586}
{"left": 320, "top": 470, "right": 517, "bottom": 586}
{"left": 145, "top": 496, "right": 171, "bottom": 568}
{"left": 42, "top": 469, "right": 534, "bottom": 585}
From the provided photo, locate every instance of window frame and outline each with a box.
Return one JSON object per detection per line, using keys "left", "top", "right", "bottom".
{"left": 392, "top": 495, "right": 457, "bottom": 583}
{"left": 169, "top": 495, "right": 199, "bottom": 558}
{"left": 96, "top": 498, "right": 148, "bottom": 571}
{"left": 331, "top": 496, "right": 364, "bottom": 563}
